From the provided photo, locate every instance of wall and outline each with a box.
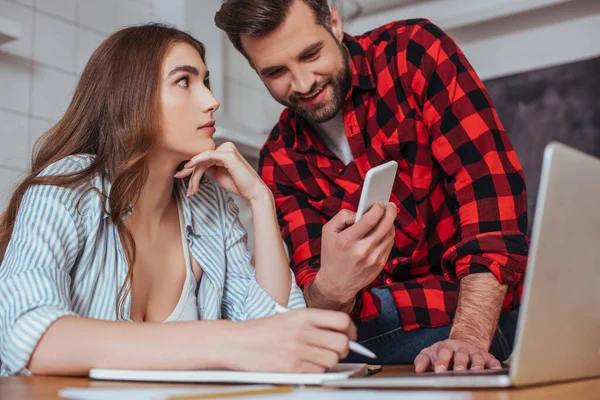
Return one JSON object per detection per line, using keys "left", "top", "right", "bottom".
{"left": 486, "top": 55, "right": 600, "bottom": 232}
{"left": 0, "top": 0, "right": 156, "bottom": 208}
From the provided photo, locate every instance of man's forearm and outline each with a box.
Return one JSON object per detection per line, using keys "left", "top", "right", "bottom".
{"left": 450, "top": 272, "right": 508, "bottom": 350}
{"left": 303, "top": 275, "right": 356, "bottom": 314}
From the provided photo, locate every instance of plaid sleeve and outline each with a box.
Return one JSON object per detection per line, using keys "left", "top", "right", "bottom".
{"left": 258, "top": 145, "right": 325, "bottom": 290}
{"left": 408, "top": 20, "right": 529, "bottom": 285}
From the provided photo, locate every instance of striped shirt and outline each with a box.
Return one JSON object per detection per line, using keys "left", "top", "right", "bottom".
{"left": 0, "top": 154, "right": 305, "bottom": 376}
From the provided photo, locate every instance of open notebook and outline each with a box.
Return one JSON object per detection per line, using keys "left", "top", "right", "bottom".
{"left": 89, "top": 363, "right": 368, "bottom": 385}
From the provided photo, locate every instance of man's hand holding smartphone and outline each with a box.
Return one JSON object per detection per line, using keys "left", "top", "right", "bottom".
{"left": 311, "top": 161, "right": 399, "bottom": 310}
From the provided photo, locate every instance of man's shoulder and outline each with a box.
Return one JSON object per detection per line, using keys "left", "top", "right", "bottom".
{"left": 354, "top": 19, "right": 447, "bottom": 50}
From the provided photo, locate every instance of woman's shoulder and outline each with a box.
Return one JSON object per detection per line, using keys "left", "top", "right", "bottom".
{"left": 25, "top": 154, "right": 106, "bottom": 223}
{"left": 38, "top": 154, "right": 96, "bottom": 178}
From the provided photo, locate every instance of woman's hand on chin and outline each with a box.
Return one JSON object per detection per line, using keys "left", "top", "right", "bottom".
{"left": 174, "top": 142, "right": 270, "bottom": 203}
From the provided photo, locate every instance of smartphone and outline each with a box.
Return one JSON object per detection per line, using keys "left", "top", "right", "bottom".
{"left": 355, "top": 161, "right": 398, "bottom": 223}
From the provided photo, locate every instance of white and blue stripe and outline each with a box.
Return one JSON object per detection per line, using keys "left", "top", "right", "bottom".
{"left": 0, "top": 154, "right": 305, "bottom": 376}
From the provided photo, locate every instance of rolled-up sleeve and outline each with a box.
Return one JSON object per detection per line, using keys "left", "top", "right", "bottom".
{"left": 221, "top": 194, "right": 305, "bottom": 322}
{"left": 0, "top": 186, "right": 80, "bottom": 376}
{"left": 410, "top": 21, "right": 529, "bottom": 286}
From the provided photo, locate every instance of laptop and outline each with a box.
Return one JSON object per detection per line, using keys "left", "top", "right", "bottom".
{"left": 325, "top": 142, "right": 600, "bottom": 389}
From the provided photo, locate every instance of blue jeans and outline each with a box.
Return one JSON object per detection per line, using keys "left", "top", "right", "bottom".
{"left": 343, "top": 288, "right": 519, "bottom": 365}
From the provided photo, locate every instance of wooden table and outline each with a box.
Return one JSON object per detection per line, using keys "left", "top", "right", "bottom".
{"left": 1, "top": 366, "right": 599, "bottom": 399}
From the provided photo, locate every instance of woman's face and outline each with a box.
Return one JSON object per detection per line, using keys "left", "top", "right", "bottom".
{"left": 159, "top": 42, "right": 220, "bottom": 161}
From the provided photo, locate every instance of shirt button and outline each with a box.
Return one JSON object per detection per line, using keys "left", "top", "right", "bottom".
{"left": 385, "top": 278, "right": 393, "bottom": 285}
{"left": 218, "top": 289, "right": 223, "bottom": 297}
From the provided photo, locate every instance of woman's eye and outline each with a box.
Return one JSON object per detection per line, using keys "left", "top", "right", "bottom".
{"left": 177, "top": 77, "right": 189, "bottom": 88}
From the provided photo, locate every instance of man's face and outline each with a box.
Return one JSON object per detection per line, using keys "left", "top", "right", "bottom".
{"left": 241, "top": 0, "right": 351, "bottom": 123}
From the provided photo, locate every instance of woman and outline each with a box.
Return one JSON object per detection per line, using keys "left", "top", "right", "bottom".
{"left": 0, "top": 24, "right": 355, "bottom": 377}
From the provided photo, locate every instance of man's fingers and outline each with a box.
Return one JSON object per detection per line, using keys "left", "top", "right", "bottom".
{"left": 452, "top": 348, "right": 470, "bottom": 371}
{"left": 434, "top": 345, "right": 454, "bottom": 373}
{"left": 366, "top": 202, "right": 397, "bottom": 244}
{"left": 324, "top": 209, "right": 356, "bottom": 233}
{"left": 470, "top": 352, "right": 486, "bottom": 370}
{"left": 486, "top": 356, "right": 503, "bottom": 370}
{"left": 345, "top": 202, "right": 386, "bottom": 240}
{"left": 414, "top": 352, "right": 432, "bottom": 373}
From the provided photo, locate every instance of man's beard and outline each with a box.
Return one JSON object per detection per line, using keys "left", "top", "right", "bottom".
{"left": 275, "top": 43, "right": 352, "bottom": 124}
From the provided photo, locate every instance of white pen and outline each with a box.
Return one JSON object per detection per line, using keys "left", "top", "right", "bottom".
{"left": 273, "top": 303, "right": 377, "bottom": 359}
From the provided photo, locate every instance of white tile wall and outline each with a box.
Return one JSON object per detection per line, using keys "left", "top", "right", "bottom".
{"left": 34, "top": 0, "right": 76, "bottom": 22}
{"left": 117, "top": 0, "right": 153, "bottom": 28}
{"left": 29, "top": 117, "right": 53, "bottom": 158}
{"left": 0, "top": 0, "right": 34, "bottom": 59}
{"left": 232, "top": 84, "right": 283, "bottom": 134}
{"left": 0, "top": 168, "right": 24, "bottom": 209}
{"left": 0, "top": 110, "right": 29, "bottom": 170}
{"left": 0, "top": 0, "right": 156, "bottom": 207}
{"left": 33, "top": 11, "right": 76, "bottom": 72}
{"left": 223, "top": 42, "right": 282, "bottom": 135}
{"left": 78, "top": 0, "right": 116, "bottom": 34}
{"left": 31, "top": 63, "right": 77, "bottom": 120}
{"left": 224, "top": 40, "right": 264, "bottom": 92}
{"left": 75, "top": 27, "right": 104, "bottom": 74}
{"left": 0, "top": 54, "right": 32, "bottom": 114}
{"left": 12, "top": 0, "right": 33, "bottom": 6}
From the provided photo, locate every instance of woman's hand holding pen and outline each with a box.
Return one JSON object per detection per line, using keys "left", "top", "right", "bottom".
{"left": 228, "top": 308, "right": 357, "bottom": 373}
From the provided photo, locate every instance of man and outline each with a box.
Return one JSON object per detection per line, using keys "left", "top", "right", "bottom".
{"left": 215, "top": 0, "right": 528, "bottom": 373}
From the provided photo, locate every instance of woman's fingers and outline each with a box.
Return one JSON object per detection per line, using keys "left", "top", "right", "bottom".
{"left": 174, "top": 167, "right": 194, "bottom": 179}
{"left": 296, "top": 344, "right": 340, "bottom": 371}
{"left": 176, "top": 143, "right": 261, "bottom": 198}
{"left": 187, "top": 166, "right": 207, "bottom": 197}
{"left": 304, "top": 328, "right": 351, "bottom": 359}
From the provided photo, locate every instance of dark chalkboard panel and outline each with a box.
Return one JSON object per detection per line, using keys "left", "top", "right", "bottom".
{"left": 484, "top": 56, "right": 600, "bottom": 231}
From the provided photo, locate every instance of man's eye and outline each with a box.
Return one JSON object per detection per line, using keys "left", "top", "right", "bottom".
{"left": 305, "top": 51, "right": 319, "bottom": 59}
{"left": 267, "top": 69, "right": 283, "bottom": 78}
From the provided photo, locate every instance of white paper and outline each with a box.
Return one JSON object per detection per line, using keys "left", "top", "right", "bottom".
{"left": 88, "top": 363, "right": 367, "bottom": 385}
{"left": 59, "top": 385, "right": 277, "bottom": 400}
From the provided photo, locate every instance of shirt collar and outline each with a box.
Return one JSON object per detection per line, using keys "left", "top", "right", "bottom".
{"left": 343, "top": 32, "right": 376, "bottom": 91}
{"left": 293, "top": 32, "right": 376, "bottom": 153}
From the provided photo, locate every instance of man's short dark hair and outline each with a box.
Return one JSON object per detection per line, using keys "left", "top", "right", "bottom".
{"left": 215, "top": 0, "right": 331, "bottom": 57}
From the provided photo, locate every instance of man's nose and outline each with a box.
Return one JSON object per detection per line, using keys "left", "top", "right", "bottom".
{"left": 290, "top": 69, "right": 315, "bottom": 95}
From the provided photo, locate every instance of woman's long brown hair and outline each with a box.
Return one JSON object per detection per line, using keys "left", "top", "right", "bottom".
{"left": 0, "top": 24, "right": 206, "bottom": 317}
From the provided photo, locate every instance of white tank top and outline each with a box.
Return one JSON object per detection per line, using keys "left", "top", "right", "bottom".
{"left": 163, "top": 201, "right": 201, "bottom": 323}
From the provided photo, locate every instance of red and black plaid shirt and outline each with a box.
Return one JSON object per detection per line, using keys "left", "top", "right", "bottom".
{"left": 259, "top": 19, "right": 529, "bottom": 330}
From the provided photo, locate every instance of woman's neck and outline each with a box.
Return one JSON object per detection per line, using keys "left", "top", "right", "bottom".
{"left": 127, "top": 154, "right": 180, "bottom": 235}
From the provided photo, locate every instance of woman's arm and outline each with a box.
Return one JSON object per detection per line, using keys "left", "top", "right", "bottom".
{"left": 30, "top": 308, "right": 356, "bottom": 376}
{"left": 248, "top": 189, "right": 292, "bottom": 306}
{"left": 28, "top": 317, "right": 232, "bottom": 375}
{"left": 179, "top": 143, "right": 296, "bottom": 306}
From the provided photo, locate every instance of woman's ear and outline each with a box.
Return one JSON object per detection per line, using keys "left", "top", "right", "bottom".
{"left": 329, "top": 6, "right": 344, "bottom": 42}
